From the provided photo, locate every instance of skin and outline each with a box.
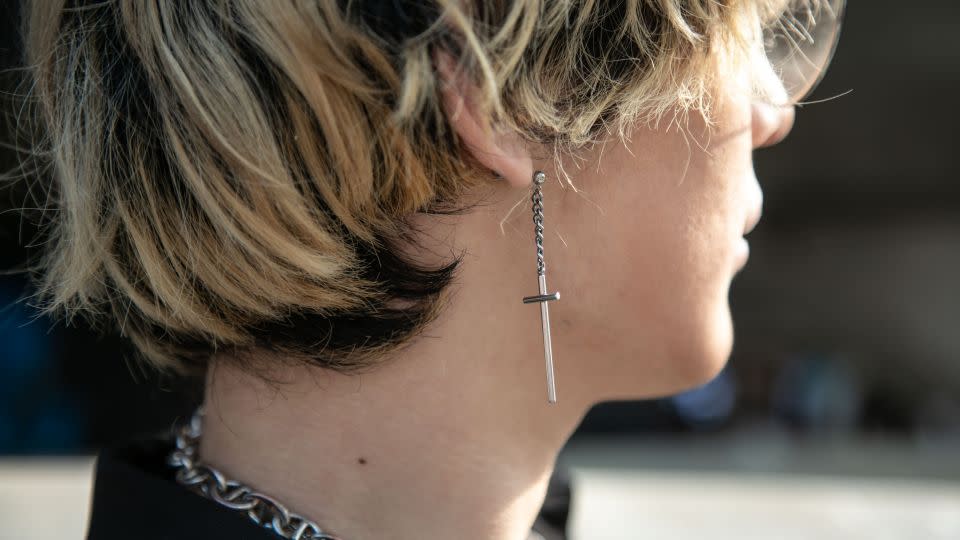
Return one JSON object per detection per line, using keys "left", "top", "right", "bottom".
{"left": 200, "top": 52, "right": 795, "bottom": 540}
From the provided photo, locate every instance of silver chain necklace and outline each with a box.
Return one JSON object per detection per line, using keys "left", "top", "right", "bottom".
{"left": 168, "top": 408, "right": 548, "bottom": 540}
{"left": 167, "top": 408, "right": 343, "bottom": 540}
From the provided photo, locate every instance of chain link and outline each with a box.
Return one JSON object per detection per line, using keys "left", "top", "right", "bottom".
{"left": 531, "top": 171, "right": 546, "bottom": 276}
{"left": 168, "top": 409, "right": 548, "bottom": 540}
{"left": 170, "top": 405, "right": 554, "bottom": 540}
{"left": 168, "top": 408, "right": 344, "bottom": 540}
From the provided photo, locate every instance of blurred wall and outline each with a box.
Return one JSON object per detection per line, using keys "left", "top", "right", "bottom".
{"left": 733, "top": 0, "right": 960, "bottom": 434}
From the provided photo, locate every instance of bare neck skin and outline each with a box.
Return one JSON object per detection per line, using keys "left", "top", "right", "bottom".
{"left": 199, "top": 188, "right": 591, "bottom": 540}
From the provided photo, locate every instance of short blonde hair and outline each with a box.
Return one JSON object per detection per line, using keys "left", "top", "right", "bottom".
{"left": 21, "top": 0, "right": 790, "bottom": 374}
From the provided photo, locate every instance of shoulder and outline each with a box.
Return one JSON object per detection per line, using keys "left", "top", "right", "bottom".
{"left": 86, "top": 437, "right": 277, "bottom": 540}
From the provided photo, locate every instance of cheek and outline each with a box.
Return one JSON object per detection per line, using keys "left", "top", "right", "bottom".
{"left": 556, "top": 122, "right": 748, "bottom": 397}
{"left": 619, "top": 169, "right": 736, "bottom": 383}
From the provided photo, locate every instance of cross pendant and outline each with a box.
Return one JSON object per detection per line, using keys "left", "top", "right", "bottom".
{"left": 523, "top": 274, "right": 560, "bottom": 403}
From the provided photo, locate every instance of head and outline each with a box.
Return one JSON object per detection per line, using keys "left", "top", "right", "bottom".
{"left": 21, "top": 0, "right": 837, "bottom": 406}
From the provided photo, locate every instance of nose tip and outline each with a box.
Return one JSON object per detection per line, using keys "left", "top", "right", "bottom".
{"left": 752, "top": 101, "right": 796, "bottom": 149}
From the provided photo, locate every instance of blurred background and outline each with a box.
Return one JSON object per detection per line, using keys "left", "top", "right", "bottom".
{"left": 2, "top": 1, "right": 959, "bottom": 539}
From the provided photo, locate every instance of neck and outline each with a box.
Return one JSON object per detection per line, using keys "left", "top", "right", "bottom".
{"left": 200, "top": 355, "right": 583, "bottom": 540}
{"left": 198, "top": 205, "right": 589, "bottom": 539}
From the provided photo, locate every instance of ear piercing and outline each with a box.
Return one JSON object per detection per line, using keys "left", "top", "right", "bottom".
{"left": 521, "top": 171, "right": 560, "bottom": 403}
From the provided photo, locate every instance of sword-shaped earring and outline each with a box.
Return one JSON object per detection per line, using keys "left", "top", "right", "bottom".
{"left": 522, "top": 171, "right": 560, "bottom": 403}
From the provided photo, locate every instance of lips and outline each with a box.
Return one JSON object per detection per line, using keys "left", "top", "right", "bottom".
{"left": 734, "top": 237, "right": 750, "bottom": 270}
{"left": 743, "top": 203, "right": 762, "bottom": 236}
{"left": 734, "top": 202, "right": 762, "bottom": 271}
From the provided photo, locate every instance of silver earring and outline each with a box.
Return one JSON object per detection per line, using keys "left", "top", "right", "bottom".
{"left": 522, "top": 171, "right": 560, "bottom": 404}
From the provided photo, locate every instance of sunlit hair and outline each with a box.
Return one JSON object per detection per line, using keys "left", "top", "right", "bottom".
{"left": 20, "top": 0, "right": 795, "bottom": 374}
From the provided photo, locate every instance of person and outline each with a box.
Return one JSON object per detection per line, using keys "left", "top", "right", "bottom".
{"left": 19, "top": 0, "right": 844, "bottom": 538}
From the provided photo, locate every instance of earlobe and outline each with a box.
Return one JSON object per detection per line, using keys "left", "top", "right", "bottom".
{"left": 433, "top": 50, "right": 533, "bottom": 188}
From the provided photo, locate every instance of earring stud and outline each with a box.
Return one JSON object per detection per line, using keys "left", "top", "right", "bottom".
{"left": 521, "top": 171, "right": 560, "bottom": 403}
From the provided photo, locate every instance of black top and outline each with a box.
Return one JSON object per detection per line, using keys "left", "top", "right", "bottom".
{"left": 86, "top": 438, "right": 572, "bottom": 539}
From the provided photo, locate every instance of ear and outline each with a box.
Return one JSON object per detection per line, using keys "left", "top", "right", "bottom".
{"left": 434, "top": 50, "right": 534, "bottom": 188}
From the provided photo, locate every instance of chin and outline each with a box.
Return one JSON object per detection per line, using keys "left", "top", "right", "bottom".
{"left": 594, "top": 321, "right": 734, "bottom": 403}
{"left": 679, "top": 305, "right": 735, "bottom": 390}
{"left": 651, "top": 305, "right": 735, "bottom": 399}
{"left": 584, "top": 300, "right": 736, "bottom": 403}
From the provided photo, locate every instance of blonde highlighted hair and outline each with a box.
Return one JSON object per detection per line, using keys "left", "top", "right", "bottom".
{"left": 20, "top": 0, "right": 786, "bottom": 374}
